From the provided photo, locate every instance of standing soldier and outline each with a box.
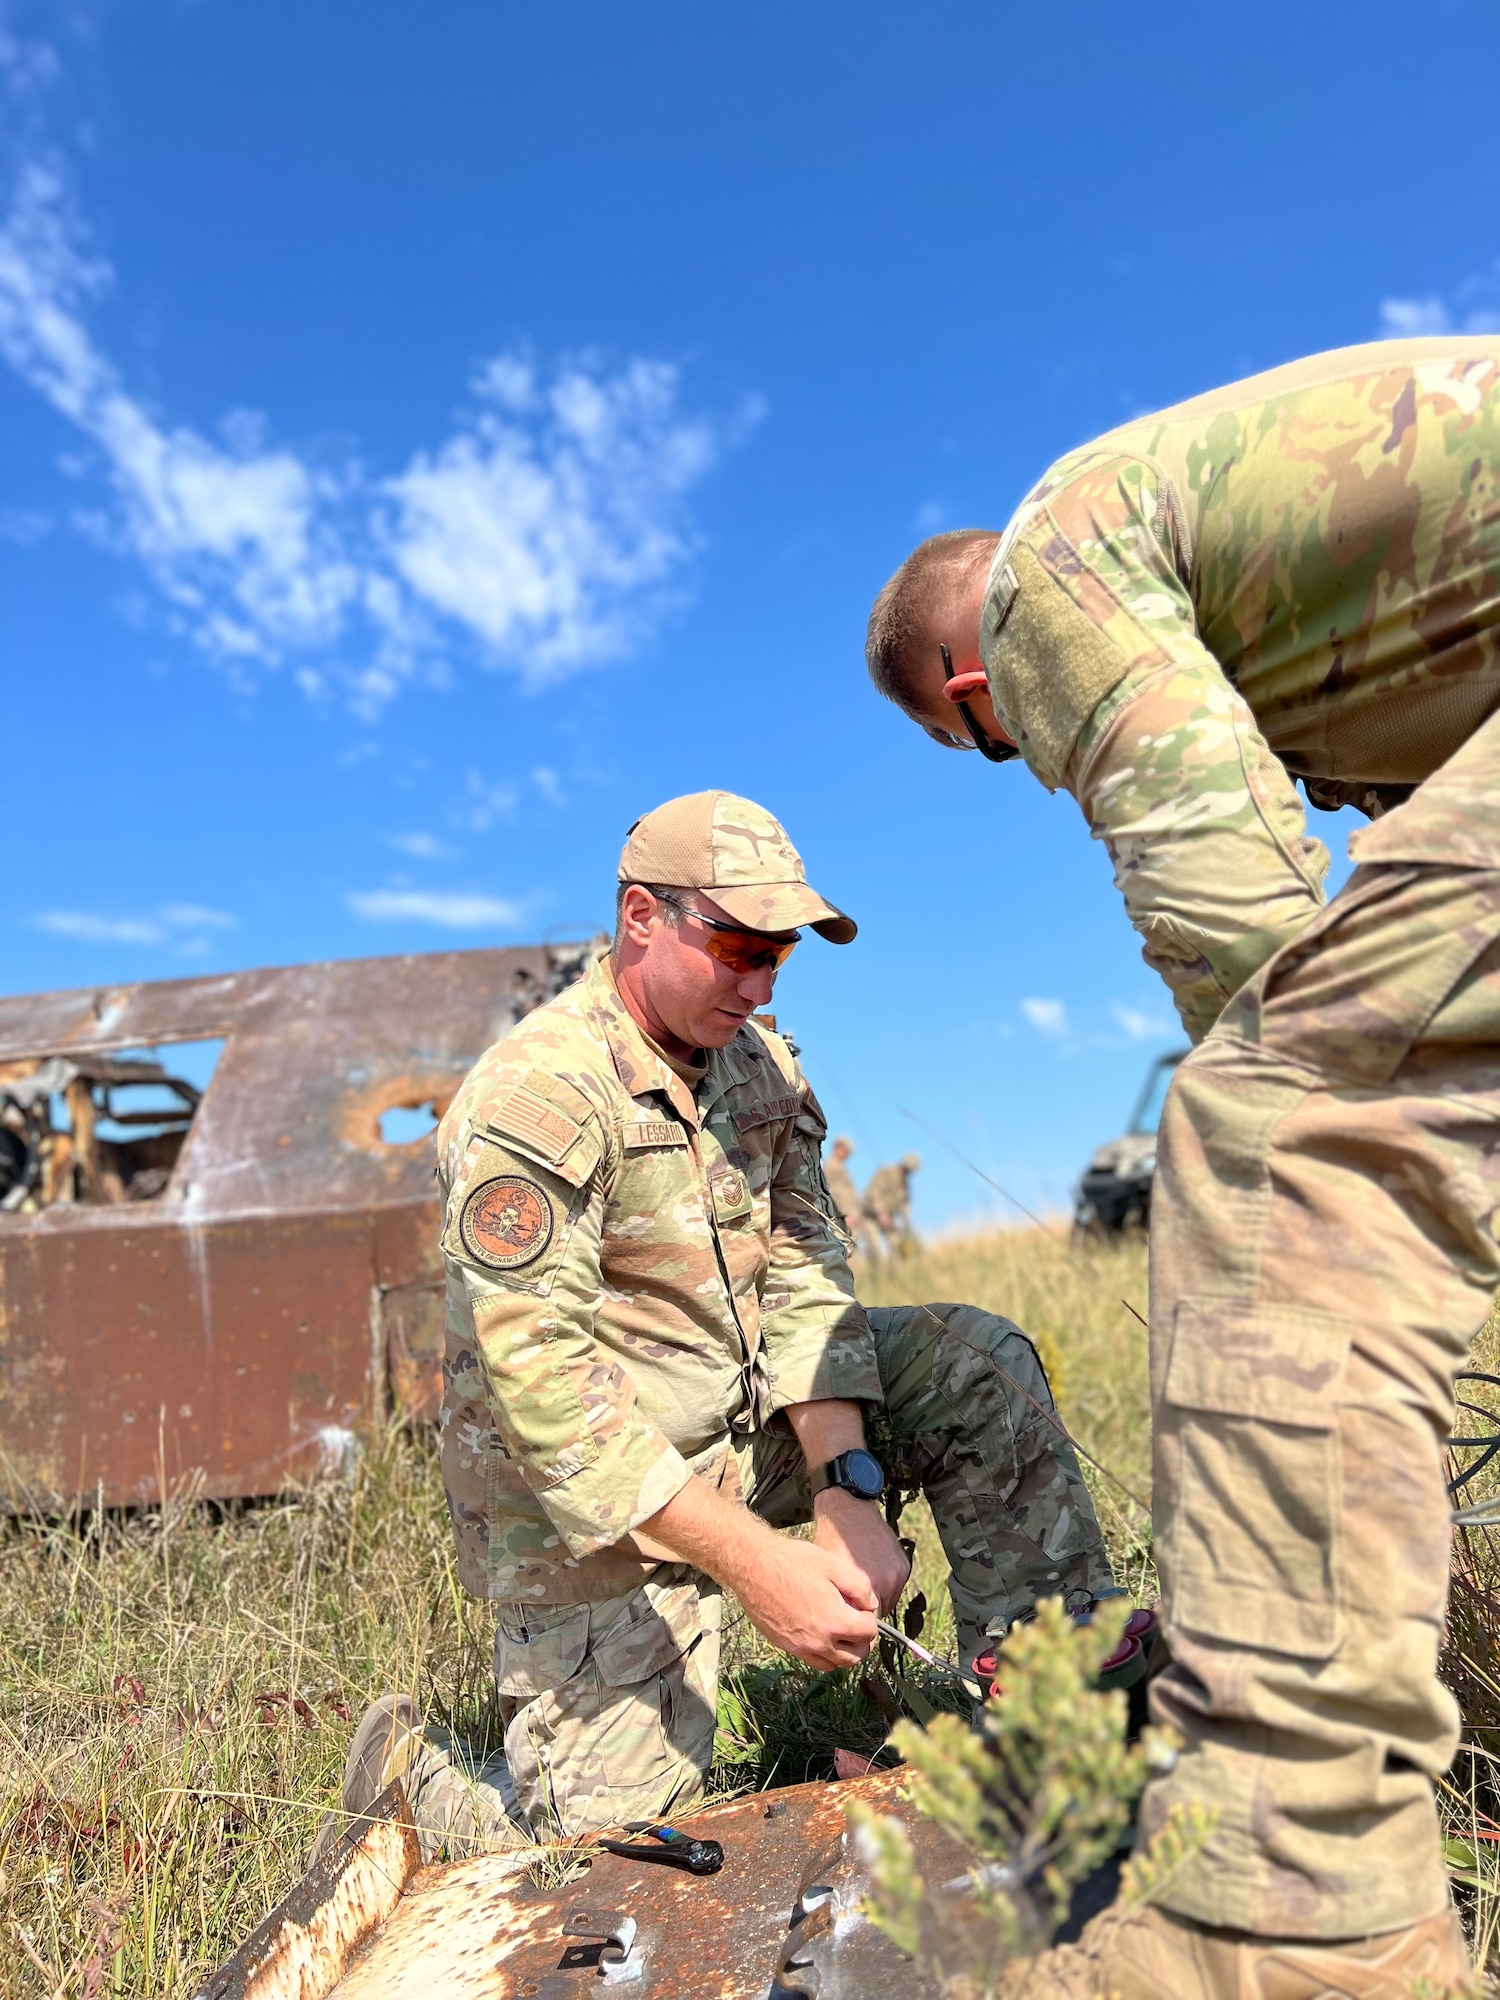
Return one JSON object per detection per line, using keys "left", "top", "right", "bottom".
{"left": 862, "top": 1152, "right": 922, "bottom": 1258}
{"left": 321, "top": 792, "right": 1116, "bottom": 1854}
{"left": 823, "top": 1132, "right": 864, "bottom": 1241}
{"left": 865, "top": 337, "right": 1500, "bottom": 1996}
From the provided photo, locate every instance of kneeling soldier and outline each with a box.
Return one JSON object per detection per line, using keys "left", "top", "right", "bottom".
{"left": 327, "top": 790, "right": 1113, "bottom": 1851}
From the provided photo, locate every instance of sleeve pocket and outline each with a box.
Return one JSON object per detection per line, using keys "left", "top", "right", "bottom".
{"left": 441, "top": 1136, "right": 582, "bottom": 1295}
{"left": 1162, "top": 1300, "right": 1351, "bottom": 1660}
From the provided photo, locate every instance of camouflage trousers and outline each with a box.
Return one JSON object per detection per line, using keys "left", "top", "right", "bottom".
{"left": 404, "top": 1301, "right": 1111, "bottom": 1845}
{"left": 1140, "top": 722, "right": 1500, "bottom": 1940}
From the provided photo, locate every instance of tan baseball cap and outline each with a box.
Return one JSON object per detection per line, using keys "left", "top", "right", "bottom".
{"left": 618, "top": 791, "right": 857, "bottom": 944}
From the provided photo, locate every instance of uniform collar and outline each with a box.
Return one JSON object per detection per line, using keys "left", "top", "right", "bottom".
{"left": 584, "top": 956, "right": 765, "bottom": 1128}
{"left": 585, "top": 955, "right": 699, "bottom": 1125}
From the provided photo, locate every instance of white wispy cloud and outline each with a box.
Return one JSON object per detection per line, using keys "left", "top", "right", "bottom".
{"left": 0, "top": 503, "right": 48, "bottom": 544}
{"left": 385, "top": 356, "right": 719, "bottom": 678}
{"left": 1110, "top": 1001, "right": 1172, "bottom": 1042}
{"left": 0, "top": 166, "right": 360, "bottom": 662}
{"left": 159, "top": 902, "right": 237, "bottom": 930}
{"left": 35, "top": 911, "right": 164, "bottom": 944}
{"left": 1378, "top": 261, "right": 1500, "bottom": 338}
{"left": 33, "top": 902, "right": 237, "bottom": 945}
{"left": 0, "top": 62, "right": 749, "bottom": 709}
{"left": 386, "top": 831, "right": 457, "bottom": 860}
{"left": 346, "top": 889, "right": 525, "bottom": 929}
{"left": 456, "top": 770, "right": 520, "bottom": 832}
{"left": 1020, "top": 996, "right": 1068, "bottom": 1036}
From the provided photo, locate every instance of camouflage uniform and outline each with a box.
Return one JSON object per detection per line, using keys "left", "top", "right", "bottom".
{"left": 823, "top": 1138, "right": 863, "bottom": 1236}
{"left": 974, "top": 337, "right": 1500, "bottom": 1939}
{"left": 434, "top": 954, "right": 1111, "bottom": 1839}
{"left": 862, "top": 1154, "right": 920, "bottom": 1252}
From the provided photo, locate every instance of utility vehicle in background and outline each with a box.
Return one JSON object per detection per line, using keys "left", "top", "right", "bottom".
{"left": 1073, "top": 1047, "right": 1187, "bottom": 1239}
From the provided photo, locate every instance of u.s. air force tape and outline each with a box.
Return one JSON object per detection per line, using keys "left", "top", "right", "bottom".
{"left": 459, "top": 1174, "right": 555, "bottom": 1271}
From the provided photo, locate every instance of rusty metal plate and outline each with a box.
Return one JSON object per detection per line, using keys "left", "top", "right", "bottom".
{"left": 200, "top": 1770, "right": 967, "bottom": 2000}
{"left": 0, "top": 945, "right": 598, "bottom": 1507}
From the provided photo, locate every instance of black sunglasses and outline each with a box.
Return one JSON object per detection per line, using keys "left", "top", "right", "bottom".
{"left": 940, "top": 643, "right": 1019, "bottom": 763}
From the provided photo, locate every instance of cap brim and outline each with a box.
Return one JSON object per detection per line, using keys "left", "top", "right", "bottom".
{"left": 708, "top": 881, "right": 858, "bottom": 945}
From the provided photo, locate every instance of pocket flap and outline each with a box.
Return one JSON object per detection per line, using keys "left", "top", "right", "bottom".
{"left": 591, "top": 1580, "right": 702, "bottom": 1687}
{"left": 492, "top": 1600, "right": 591, "bottom": 1696}
{"left": 1165, "top": 1300, "right": 1351, "bottom": 1431}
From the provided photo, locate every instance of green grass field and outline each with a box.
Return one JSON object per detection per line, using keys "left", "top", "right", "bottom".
{"left": 1, "top": 1225, "right": 1497, "bottom": 1994}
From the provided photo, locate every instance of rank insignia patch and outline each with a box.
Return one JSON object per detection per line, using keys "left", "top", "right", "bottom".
{"left": 460, "top": 1175, "right": 555, "bottom": 1271}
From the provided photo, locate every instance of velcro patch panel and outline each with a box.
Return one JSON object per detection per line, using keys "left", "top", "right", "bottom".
{"left": 484, "top": 1083, "right": 602, "bottom": 1189}
{"left": 520, "top": 1067, "right": 596, "bottom": 1126}
{"left": 734, "top": 1095, "right": 799, "bottom": 1131}
{"left": 622, "top": 1119, "right": 689, "bottom": 1151}
{"left": 489, "top": 1084, "right": 582, "bottom": 1162}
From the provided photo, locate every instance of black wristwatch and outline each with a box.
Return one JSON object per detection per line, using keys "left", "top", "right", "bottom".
{"left": 809, "top": 1448, "right": 885, "bottom": 1503}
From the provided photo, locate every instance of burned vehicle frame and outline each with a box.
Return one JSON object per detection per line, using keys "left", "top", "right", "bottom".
{"left": 0, "top": 943, "right": 600, "bottom": 1511}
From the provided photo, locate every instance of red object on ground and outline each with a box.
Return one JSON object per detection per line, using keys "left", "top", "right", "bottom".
{"left": 970, "top": 1605, "right": 1159, "bottom": 1701}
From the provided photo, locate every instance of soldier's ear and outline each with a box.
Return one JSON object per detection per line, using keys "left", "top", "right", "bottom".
{"left": 941, "top": 667, "right": 989, "bottom": 702}
{"left": 617, "top": 884, "right": 659, "bottom": 949}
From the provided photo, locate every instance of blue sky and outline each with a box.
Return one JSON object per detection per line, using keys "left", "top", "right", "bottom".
{"left": 3, "top": 0, "right": 1497, "bottom": 1226}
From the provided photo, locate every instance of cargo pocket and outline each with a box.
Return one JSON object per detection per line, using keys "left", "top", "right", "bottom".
{"left": 1163, "top": 1299, "right": 1352, "bottom": 1660}
{"left": 591, "top": 1578, "right": 703, "bottom": 1687}
{"left": 492, "top": 1600, "right": 592, "bottom": 1698}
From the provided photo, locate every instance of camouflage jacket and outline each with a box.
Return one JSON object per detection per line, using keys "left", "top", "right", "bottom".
{"left": 861, "top": 1163, "right": 912, "bottom": 1222}
{"left": 822, "top": 1157, "right": 862, "bottom": 1229}
{"left": 436, "top": 955, "right": 879, "bottom": 1603}
{"left": 980, "top": 336, "right": 1500, "bottom": 1039}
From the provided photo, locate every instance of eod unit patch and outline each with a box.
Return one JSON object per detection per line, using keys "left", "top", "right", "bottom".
{"left": 459, "top": 1174, "right": 555, "bottom": 1271}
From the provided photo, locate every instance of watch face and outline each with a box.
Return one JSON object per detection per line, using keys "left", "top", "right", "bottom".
{"left": 843, "top": 1449, "right": 885, "bottom": 1499}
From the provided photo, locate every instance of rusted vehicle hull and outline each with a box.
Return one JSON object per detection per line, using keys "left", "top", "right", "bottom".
{"left": 196, "top": 1769, "right": 961, "bottom": 2000}
{"left": 0, "top": 945, "right": 592, "bottom": 1509}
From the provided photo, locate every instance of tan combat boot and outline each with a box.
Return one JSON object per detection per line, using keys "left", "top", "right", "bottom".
{"left": 308, "top": 1692, "right": 425, "bottom": 1867}
{"left": 1007, "top": 1898, "right": 1477, "bottom": 1999}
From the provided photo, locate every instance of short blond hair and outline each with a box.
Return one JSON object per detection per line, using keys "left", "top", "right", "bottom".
{"left": 865, "top": 530, "right": 997, "bottom": 713}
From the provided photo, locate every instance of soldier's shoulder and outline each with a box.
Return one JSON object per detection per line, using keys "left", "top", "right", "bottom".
{"left": 735, "top": 1017, "right": 827, "bottom": 1124}
{"left": 438, "top": 983, "right": 620, "bottom": 1157}
{"left": 741, "top": 1013, "right": 799, "bottom": 1083}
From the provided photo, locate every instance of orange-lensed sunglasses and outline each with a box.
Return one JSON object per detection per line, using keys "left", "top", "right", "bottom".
{"left": 651, "top": 891, "right": 801, "bottom": 974}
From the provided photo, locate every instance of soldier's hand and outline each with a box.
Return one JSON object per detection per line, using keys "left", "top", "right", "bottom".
{"left": 730, "top": 1532, "right": 880, "bottom": 1671}
{"left": 625, "top": 1469, "right": 881, "bottom": 1669}
{"left": 811, "top": 1488, "right": 910, "bottom": 1616}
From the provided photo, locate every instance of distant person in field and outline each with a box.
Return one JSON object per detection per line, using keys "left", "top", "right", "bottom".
{"left": 317, "top": 793, "right": 1115, "bottom": 1856}
{"left": 822, "top": 1132, "right": 864, "bottom": 1241}
{"left": 866, "top": 338, "right": 1500, "bottom": 1998}
{"left": 861, "top": 1152, "right": 920, "bottom": 1256}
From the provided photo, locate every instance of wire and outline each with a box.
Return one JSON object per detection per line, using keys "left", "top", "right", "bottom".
{"left": 900, "top": 1107, "right": 1149, "bottom": 1330}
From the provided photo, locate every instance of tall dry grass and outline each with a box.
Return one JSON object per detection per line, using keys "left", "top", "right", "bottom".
{"left": 0, "top": 1430, "right": 496, "bottom": 1997}
{"left": 1, "top": 1226, "right": 1496, "bottom": 1992}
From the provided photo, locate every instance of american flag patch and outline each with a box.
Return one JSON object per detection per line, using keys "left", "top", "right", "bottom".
{"left": 487, "top": 1085, "right": 583, "bottom": 1166}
